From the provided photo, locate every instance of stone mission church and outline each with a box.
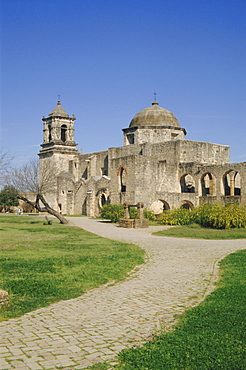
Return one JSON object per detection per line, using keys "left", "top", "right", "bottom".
{"left": 39, "top": 100, "right": 246, "bottom": 217}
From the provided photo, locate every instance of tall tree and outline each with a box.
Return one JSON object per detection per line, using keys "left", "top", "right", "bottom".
{"left": 0, "top": 185, "right": 19, "bottom": 212}
{"left": 7, "top": 158, "right": 68, "bottom": 224}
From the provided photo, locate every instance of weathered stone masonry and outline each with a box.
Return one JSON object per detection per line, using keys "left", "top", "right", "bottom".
{"left": 39, "top": 100, "right": 245, "bottom": 216}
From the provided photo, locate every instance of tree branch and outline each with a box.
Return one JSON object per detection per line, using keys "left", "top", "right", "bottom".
{"left": 18, "top": 195, "right": 68, "bottom": 224}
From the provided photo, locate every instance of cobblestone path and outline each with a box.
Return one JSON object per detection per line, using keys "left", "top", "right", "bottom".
{"left": 1, "top": 217, "right": 245, "bottom": 369}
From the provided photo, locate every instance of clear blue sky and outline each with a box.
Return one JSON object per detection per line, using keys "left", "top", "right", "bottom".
{"left": 1, "top": 0, "right": 245, "bottom": 166}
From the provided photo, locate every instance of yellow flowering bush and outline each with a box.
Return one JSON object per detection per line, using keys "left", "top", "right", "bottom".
{"left": 159, "top": 208, "right": 193, "bottom": 225}
{"left": 159, "top": 204, "right": 246, "bottom": 229}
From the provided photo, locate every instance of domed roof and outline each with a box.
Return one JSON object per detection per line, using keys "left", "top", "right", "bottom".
{"left": 49, "top": 100, "right": 69, "bottom": 117}
{"left": 129, "top": 101, "right": 180, "bottom": 128}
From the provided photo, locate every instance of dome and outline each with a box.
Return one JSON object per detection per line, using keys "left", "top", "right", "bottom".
{"left": 49, "top": 100, "right": 69, "bottom": 117}
{"left": 129, "top": 101, "right": 180, "bottom": 128}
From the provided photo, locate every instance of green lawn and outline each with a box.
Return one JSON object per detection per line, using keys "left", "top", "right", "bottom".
{"left": 90, "top": 249, "right": 246, "bottom": 370}
{"left": 0, "top": 215, "right": 144, "bottom": 321}
{"left": 154, "top": 223, "right": 246, "bottom": 239}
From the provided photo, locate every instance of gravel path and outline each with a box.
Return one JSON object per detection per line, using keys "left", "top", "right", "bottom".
{"left": 0, "top": 217, "right": 245, "bottom": 369}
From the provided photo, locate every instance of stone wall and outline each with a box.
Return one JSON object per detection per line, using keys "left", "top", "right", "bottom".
{"left": 78, "top": 150, "right": 109, "bottom": 179}
{"left": 123, "top": 126, "right": 185, "bottom": 145}
{"left": 178, "top": 140, "right": 230, "bottom": 164}
{"left": 40, "top": 125, "right": 245, "bottom": 217}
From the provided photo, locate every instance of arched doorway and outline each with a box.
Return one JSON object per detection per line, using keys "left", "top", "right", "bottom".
{"left": 82, "top": 197, "right": 87, "bottom": 215}
{"left": 98, "top": 192, "right": 109, "bottom": 208}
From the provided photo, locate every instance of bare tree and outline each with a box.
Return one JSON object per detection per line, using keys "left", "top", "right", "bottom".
{"left": 0, "top": 149, "right": 13, "bottom": 187}
{"left": 8, "top": 158, "right": 68, "bottom": 224}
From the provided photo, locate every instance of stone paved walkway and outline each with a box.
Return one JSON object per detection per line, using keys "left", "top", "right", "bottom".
{"left": 1, "top": 217, "right": 246, "bottom": 369}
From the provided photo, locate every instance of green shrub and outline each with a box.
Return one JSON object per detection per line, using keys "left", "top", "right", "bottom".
{"left": 144, "top": 209, "right": 156, "bottom": 221}
{"left": 192, "top": 203, "right": 246, "bottom": 229}
{"left": 159, "top": 208, "right": 193, "bottom": 225}
{"left": 129, "top": 207, "right": 137, "bottom": 219}
{"left": 100, "top": 204, "right": 124, "bottom": 223}
{"left": 101, "top": 205, "right": 157, "bottom": 222}
{"left": 0, "top": 185, "right": 19, "bottom": 212}
{"left": 159, "top": 204, "right": 246, "bottom": 229}
{"left": 102, "top": 203, "right": 246, "bottom": 229}
{"left": 192, "top": 203, "right": 221, "bottom": 228}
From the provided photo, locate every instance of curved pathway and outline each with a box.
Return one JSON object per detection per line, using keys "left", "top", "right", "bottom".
{"left": 1, "top": 218, "right": 246, "bottom": 369}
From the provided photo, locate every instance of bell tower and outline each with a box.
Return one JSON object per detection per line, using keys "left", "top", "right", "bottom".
{"left": 39, "top": 100, "right": 79, "bottom": 177}
{"left": 39, "top": 100, "right": 78, "bottom": 156}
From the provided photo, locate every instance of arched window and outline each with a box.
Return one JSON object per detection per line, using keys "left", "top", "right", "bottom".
{"left": 149, "top": 200, "right": 170, "bottom": 214}
{"left": 61, "top": 125, "right": 67, "bottom": 142}
{"left": 118, "top": 166, "right": 127, "bottom": 193}
{"left": 161, "top": 200, "right": 170, "bottom": 211}
{"left": 180, "top": 174, "right": 195, "bottom": 193}
{"left": 201, "top": 173, "right": 216, "bottom": 196}
{"left": 223, "top": 170, "right": 241, "bottom": 196}
{"left": 180, "top": 200, "right": 194, "bottom": 210}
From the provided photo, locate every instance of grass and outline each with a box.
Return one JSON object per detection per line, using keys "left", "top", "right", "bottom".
{"left": 153, "top": 223, "right": 246, "bottom": 239}
{"left": 91, "top": 249, "right": 246, "bottom": 370}
{"left": 0, "top": 215, "right": 145, "bottom": 322}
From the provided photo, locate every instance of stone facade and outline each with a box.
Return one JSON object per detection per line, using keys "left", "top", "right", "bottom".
{"left": 39, "top": 100, "right": 246, "bottom": 217}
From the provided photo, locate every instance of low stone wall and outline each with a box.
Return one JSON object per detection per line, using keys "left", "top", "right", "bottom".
{"left": 119, "top": 218, "right": 149, "bottom": 228}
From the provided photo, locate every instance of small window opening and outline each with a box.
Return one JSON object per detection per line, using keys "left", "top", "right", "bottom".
{"left": 48, "top": 125, "right": 52, "bottom": 142}
{"left": 61, "top": 125, "right": 67, "bottom": 142}
{"left": 82, "top": 167, "right": 88, "bottom": 179}
{"left": 127, "top": 134, "right": 134, "bottom": 144}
